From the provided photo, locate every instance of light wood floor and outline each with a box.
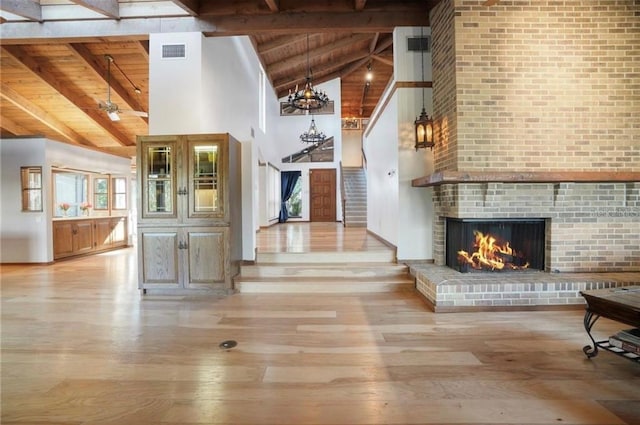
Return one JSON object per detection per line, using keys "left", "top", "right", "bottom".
{"left": 2, "top": 223, "right": 639, "bottom": 425}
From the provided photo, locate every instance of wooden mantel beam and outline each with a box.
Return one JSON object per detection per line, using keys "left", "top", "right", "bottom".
{"left": 412, "top": 171, "right": 640, "bottom": 187}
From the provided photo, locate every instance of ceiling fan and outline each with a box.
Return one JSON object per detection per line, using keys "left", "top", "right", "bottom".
{"left": 99, "top": 55, "right": 148, "bottom": 121}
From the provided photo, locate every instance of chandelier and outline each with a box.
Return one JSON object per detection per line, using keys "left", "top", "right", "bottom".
{"left": 300, "top": 117, "right": 326, "bottom": 144}
{"left": 288, "top": 34, "right": 329, "bottom": 111}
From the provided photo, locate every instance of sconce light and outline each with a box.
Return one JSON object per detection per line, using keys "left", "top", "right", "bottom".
{"left": 414, "top": 108, "right": 434, "bottom": 151}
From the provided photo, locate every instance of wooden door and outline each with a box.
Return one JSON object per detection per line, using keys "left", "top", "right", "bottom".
{"left": 309, "top": 168, "right": 336, "bottom": 222}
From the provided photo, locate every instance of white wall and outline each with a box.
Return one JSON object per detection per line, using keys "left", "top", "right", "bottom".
{"left": 1, "top": 138, "right": 48, "bottom": 263}
{"left": 149, "top": 33, "right": 283, "bottom": 260}
{"left": 342, "top": 129, "right": 363, "bottom": 167}
{"left": 275, "top": 78, "right": 343, "bottom": 222}
{"left": 363, "top": 26, "right": 435, "bottom": 260}
{"left": 364, "top": 97, "right": 399, "bottom": 245}
{"left": 0, "top": 138, "right": 131, "bottom": 263}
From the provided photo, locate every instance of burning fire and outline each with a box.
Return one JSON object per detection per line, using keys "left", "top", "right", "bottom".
{"left": 457, "top": 230, "right": 530, "bottom": 271}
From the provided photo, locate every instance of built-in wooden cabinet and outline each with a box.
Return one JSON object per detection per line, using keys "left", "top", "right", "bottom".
{"left": 137, "top": 134, "right": 242, "bottom": 295}
{"left": 53, "top": 217, "right": 128, "bottom": 260}
{"left": 94, "top": 217, "right": 128, "bottom": 251}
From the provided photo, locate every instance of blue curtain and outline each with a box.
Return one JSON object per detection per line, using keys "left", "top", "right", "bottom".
{"left": 279, "top": 171, "right": 301, "bottom": 223}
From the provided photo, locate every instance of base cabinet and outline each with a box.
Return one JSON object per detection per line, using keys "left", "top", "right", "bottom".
{"left": 53, "top": 217, "right": 128, "bottom": 260}
{"left": 94, "top": 217, "right": 128, "bottom": 251}
{"left": 53, "top": 219, "right": 94, "bottom": 259}
{"left": 138, "top": 226, "right": 229, "bottom": 292}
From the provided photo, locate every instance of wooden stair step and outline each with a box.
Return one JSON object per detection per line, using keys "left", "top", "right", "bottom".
{"left": 234, "top": 276, "right": 415, "bottom": 293}
{"left": 256, "top": 251, "right": 395, "bottom": 264}
{"left": 239, "top": 263, "right": 409, "bottom": 278}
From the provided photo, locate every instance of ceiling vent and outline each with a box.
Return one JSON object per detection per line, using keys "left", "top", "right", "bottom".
{"left": 161, "top": 44, "right": 186, "bottom": 59}
{"left": 407, "top": 36, "right": 431, "bottom": 52}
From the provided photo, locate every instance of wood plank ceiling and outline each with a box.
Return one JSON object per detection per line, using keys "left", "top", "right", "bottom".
{"left": 0, "top": 0, "right": 438, "bottom": 158}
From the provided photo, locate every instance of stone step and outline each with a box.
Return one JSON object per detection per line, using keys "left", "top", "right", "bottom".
{"left": 256, "top": 250, "right": 394, "bottom": 264}
{"left": 235, "top": 276, "right": 414, "bottom": 293}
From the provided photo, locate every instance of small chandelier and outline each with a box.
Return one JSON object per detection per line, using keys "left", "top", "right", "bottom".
{"left": 300, "top": 117, "right": 326, "bottom": 144}
{"left": 288, "top": 34, "right": 329, "bottom": 111}
{"left": 415, "top": 27, "right": 435, "bottom": 151}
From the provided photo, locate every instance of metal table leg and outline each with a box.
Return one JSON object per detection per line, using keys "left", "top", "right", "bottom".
{"left": 582, "top": 310, "right": 601, "bottom": 358}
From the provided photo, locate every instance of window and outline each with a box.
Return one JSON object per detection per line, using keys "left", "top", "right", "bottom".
{"left": 53, "top": 170, "right": 88, "bottom": 217}
{"left": 94, "top": 177, "right": 109, "bottom": 210}
{"left": 112, "top": 177, "right": 127, "bottom": 210}
{"left": 285, "top": 177, "right": 302, "bottom": 218}
{"left": 21, "top": 166, "right": 42, "bottom": 212}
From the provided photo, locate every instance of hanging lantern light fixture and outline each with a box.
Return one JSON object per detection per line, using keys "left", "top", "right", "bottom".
{"left": 415, "top": 27, "right": 435, "bottom": 151}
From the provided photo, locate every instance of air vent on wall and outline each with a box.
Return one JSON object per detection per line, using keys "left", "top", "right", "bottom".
{"left": 407, "top": 36, "right": 431, "bottom": 52}
{"left": 161, "top": 44, "right": 186, "bottom": 59}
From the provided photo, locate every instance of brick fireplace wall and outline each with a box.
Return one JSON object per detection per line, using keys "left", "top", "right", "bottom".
{"left": 428, "top": 0, "right": 640, "bottom": 273}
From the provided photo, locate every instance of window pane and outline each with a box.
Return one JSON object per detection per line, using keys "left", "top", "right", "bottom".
{"left": 21, "top": 167, "right": 43, "bottom": 212}
{"left": 94, "top": 178, "right": 108, "bottom": 210}
{"left": 148, "top": 180, "right": 172, "bottom": 213}
{"left": 112, "top": 177, "right": 127, "bottom": 210}
{"left": 192, "top": 145, "right": 218, "bottom": 213}
{"left": 114, "top": 194, "right": 127, "bottom": 210}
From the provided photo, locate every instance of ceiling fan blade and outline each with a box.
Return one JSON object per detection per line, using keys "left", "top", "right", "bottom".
{"left": 119, "top": 109, "right": 148, "bottom": 118}
{"left": 107, "top": 110, "right": 120, "bottom": 121}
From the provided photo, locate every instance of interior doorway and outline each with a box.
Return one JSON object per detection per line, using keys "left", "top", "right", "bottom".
{"left": 309, "top": 168, "right": 336, "bottom": 222}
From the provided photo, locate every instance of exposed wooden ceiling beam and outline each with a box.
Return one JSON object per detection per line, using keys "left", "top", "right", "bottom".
{"left": 264, "top": 0, "right": 279, "bottom": 12}
{"left": 205, "top": 11, "right": 428, "bottom": 34}
{"left": 68, "top": 43, "right": 148, "bottom": 123}
{"left": 0, "top": 83, "right": 95, "bottom": 148}
{"left": 70, "top": 0, "right": 120, "bottom": 20}
{"left": 0, "top": 12, "right": 429, "bottom": 41}
{"left": 371, "top": 54, "right": 393, "bottom": 67}
{"left": 171, "top": 0, "right": 199, "bottom": 16}
{"left": 355, "top": 0, "right": 367, "bottom": 11}
{"left": 368, "top": 32, "right": 380, "bottom": 53}
{"left": 268, "top": 33, "right": 371, "bottom": 75}
{"left": 258, "top": 34, "right": 308, "bottom": 55}
{"left": 2, "top": 46, "right": 135, "bottom": 147}
{"left": 0, "top": 0, "right": 42, "bottom": 22}
{"left": 0, "top": 115, "right": 31, "bottom": 135}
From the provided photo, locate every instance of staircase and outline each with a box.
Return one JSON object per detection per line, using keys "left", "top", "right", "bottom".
{"left": 342, "top": 167, "right": 367, "bottom": 228}
{"left": 234, "top": 250, "right": 414, "bottom": 294}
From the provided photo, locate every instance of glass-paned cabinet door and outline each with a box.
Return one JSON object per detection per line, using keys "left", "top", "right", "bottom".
{"left": 188, "top": 142, "right": 221, "bottom": 218}
{"left": 142, "top": 143, "right": 176, "bottom": 218}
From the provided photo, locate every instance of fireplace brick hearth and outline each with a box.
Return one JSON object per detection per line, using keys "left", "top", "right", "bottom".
{"left": 408, "top": 263, "right": 638, "bottom": 313}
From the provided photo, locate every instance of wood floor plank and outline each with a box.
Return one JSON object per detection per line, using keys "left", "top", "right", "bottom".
{"left": 2, "top": 223, "right": 640, "bottom": 425}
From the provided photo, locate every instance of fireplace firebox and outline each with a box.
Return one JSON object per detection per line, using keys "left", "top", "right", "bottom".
{"left": 446, "top": 218, "right": 545, "bottom": 273}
